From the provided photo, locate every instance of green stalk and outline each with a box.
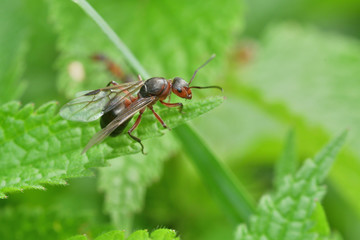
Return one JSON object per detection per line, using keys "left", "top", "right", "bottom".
{"left": 73, "top": 0, "right": 149, "bottom": 79}
{"left": 73, "top": 0, "right": 256, "bottom": 222}
{"left": 173, "top": 125, "right": 255, "bottom": 222}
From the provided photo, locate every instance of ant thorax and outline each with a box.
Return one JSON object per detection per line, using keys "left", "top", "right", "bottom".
{"left": 139, "top": 77, "right": 168, "bottom": 98}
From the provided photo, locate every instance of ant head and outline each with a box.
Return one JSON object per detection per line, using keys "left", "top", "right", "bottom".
{"left": 171, "top": 54, "right": 222, "bottom": 100}
{"left": 172, "top": 77, "right": 192, "bottom": 99}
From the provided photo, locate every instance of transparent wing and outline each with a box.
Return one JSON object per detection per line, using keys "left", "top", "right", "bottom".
{"left": 82, "top": 96, "right": 157, "bottom": 154}
{"left": 59, "top": 81, "right": 144, "bottom": 122}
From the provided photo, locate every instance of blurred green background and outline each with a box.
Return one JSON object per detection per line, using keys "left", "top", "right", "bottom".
{"left": 1, "top": 0, "right": 360, "bottom": 239}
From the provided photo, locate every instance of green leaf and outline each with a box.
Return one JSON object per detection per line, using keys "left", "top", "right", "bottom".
{"left": 310, "top": 202, "right": 330, "bottom": 237}
{"left": 67, "top": 236, "right": 88, "bottom": 240}
{"left": 235, "top": 131, "right": 346, "bottom": 240}
{"left": 241, "top": 23, "right": 360, "bottom": 222}
{"left": 47, "top": 0, "right": 242, "bottom": 97}
{"left": 67, "top": 229, "right": 179, "bottom": 240}
{"left": 105, "top": 96, "right": 224, "bottom": 158}
{"left": 0, "top": 0, "right": 28, "bottom": 103}
{"left": 0, "top": 97, "right": 221, "bottom": 198}
{"left": 98, "top": 134, "right": 178, "bottom": 231}
{"left": 150, "top": 229, "right": 179, "bottom": 240}
{"left": 274, "top": 130, "right": 297, "bottom": 189}
{"left": 0, "top": 101, "right": 104, "bottom": 198}
{"left": 95, "top": 230, "right": 124, "bottom": 240}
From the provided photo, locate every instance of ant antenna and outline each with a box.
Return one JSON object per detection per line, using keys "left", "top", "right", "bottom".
{"left": 190, "top": 85, "right": 223, "bottom": 91}
{"left": 189, "top": 54, "right": 216, "bottom": 85}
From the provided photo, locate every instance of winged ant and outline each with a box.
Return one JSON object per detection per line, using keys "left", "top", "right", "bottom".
{"left": 60, "top": 54, "right": 222, "bottom": 154}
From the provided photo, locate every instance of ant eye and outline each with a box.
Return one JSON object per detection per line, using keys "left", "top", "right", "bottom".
{"left": 177, "top": 88, "right": 182, "bottom": 93}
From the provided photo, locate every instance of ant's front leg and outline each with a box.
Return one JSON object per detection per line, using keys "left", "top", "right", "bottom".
{"left": 160, "top": 100, "right": 184, "bottom": 113}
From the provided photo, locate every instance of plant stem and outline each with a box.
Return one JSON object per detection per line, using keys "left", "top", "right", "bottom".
{"left": 73, "top": 0, "right": 150, "bottom": 79}
{"left": 174, "top": 124, "right": 256, "bottom": 222}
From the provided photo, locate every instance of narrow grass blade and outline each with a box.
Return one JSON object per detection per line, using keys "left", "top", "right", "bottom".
{"left": 174, "top": 124, "right": 256, "bottom": 222}
{"left": 72, "top": 0, "right": 149, "bottom": 78}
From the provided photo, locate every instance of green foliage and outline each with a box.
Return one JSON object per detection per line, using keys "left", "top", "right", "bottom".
{"left": 19, "top": 0, "right": 60, "bottom": 106}
{"left": 274, "top": 130, "right": 297, "bottom": 189}
{"left": 235, "top": 131, "right": 346, "bottom": 240}
{"left": 192, "top": 96, "right": 286, "bottom": 161}
{"left": 0, "top": 205, "right": 110, "bottom": 240}
{"left": 68, "top": 229, "right": 179, "bottom": 240}
{"left": 244, "top": 0, "right": 360, "bottom": 37}
{"left": 174, "top": 124, "right": 256, "bottom": 222}
{"left": 241, "top": 24, "right": 360, "bottom": 220}
{"left": 0, "top": 0, "right": 28, "bottom": 103}
{"left": 0, "top": 97, "right": 222, "bottom": 198}
{"left": 0, "top": 178, "right": 113, "bottom": 240}
{"left": 98, "top": 134, "right": 178, "bottom": 231}
{"left": 310, "top": 203, "right": 331, "bottom": 237}
{"left": 2, "top": 0, "right": 360, "bottom": 239}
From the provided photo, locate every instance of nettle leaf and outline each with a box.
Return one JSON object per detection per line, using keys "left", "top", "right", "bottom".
{"left": 0, "top": 101, "right": 101, "bottom": 199}
{"left": 242, "top": 24, "right": 360, "bottom": 221}
{"left": 68, "top": 229, "right": 179, "bottom": 240}
{"left": 98, "top": 134, "right": 178, "bottom": 231}
{"left": 0, "top": 97, "right": 222, "bottom": 198}
{"left": 47, "top": 0, "right": 242, "bottom": 97}
{"left": 105, "top": 96, "right": 223, "bottom": 158}
{"left": 235, "top": 131, "right": 346, "bottom": 240}
{"left": 310, "top": 202, "right": 331, "bottom": 237}
{"left": 0, "top": 0, "right": 28, "bottom": 103}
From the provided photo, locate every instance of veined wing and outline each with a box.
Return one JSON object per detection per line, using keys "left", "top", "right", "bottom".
{"left": 82, "top": 96, "right": 157, "bottom": 154}
{"left": 59, "top": 81, "right": 144, "bottom": 122}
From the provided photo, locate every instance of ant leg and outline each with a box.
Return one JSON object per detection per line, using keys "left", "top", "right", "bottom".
{"left": 92, "top": 54, "right": 129, "bottom": 82}
{"left": 160, "top": 100, "right": 183, "bottom": 113}
{"left": 128, "top": 108, "right": 146, "bottom": 154}
{"left": 148, "top": 106, "right": 169, "bottom": 129}
{"left": 137, "top": 74, "right": 143, "bottom": 82}
{"left": 167, "top": 94, "right": 171, "bottom": 103}
{"left": 106, "top": 80, "right": 120, "bottom": 87}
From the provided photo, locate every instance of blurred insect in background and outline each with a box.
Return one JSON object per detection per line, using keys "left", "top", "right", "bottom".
{"left": 60, "top": 54, "right": 222, "bottom": 154}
